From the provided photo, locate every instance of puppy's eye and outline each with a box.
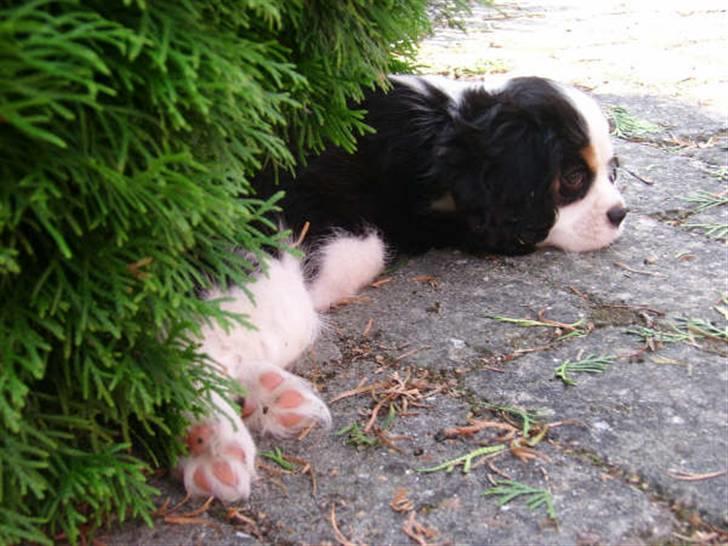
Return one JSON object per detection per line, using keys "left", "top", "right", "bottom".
{"left": 561, "top": 168, "right": 586, "bottom": 191}
{"left": 609, "top": 165, "right": 618, "bottom": 183}
{"left": 608, "top": 157, "right": 620, "bottom": 184}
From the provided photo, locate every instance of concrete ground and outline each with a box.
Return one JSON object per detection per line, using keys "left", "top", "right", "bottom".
{"left": 104, "top": 1, "right": 727, "bottom": 544}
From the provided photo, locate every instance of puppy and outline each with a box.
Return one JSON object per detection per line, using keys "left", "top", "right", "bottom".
{"left": 180, "top": 75, "right": 626, "bottom": 501}
{"left": 255, "top": 75, "right": 626, "bottom": 255}
{"left": 178, "top": 232, "right": 385, "bottom": 501}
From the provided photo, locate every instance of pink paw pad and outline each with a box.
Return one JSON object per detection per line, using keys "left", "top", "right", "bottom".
{"left": 241, "top": 366, "right": 331, "bottom": 437}
{"left": 276, "top": 389, "right": 305, "bottom": 409}
{"left": 259, "top": 371, "right": 283, "bottom": 391}
{"left": 186, "top": 424, "right": 214, "bottom": 456}
{"left": 180, "top": 416, "right": 256, "bottom": 502}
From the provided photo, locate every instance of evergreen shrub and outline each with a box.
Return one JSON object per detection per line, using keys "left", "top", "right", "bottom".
{"left": 0, "top": 1, "right": 467, "bottom": 543}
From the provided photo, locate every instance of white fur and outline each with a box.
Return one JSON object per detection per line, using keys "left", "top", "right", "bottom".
{"left": 181, "top": 250, "right": 324, "bottom": 501}
{"left": 308, "top": 231, "right": 387, "bottom": 311}
{"left": 199, "top": 251, "right": 321, "bottom": 374}
{"left": 180, "top": 233, "right": 384, "bottom": 501}
{"left": 541, "top": 85, "right": 625, "bottom": 252}
{"left": 390, "top": 74, "right": 510, "bottom": 107}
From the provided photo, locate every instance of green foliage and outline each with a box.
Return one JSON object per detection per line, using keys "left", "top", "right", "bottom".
{"left": 416, "top": 444, "right": 506, "bottom": 474}
{"left": 483, "top": 479, "right": 557, "bottom": 520}
{"left": 260, "top": 447, "right": 296, "bottom": 471}
{"left": 0, "top": 1, "right": 469, "bottom": 543}
{"left": 608, "top": 105, "right": 660, "bottom": 139}
{"left": 336, "top": 422, "right": 379, "bottom": 448}
{"left": 554, "top": 354, "right": 616, "bottom": 386}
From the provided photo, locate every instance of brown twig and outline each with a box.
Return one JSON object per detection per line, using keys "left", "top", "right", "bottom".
{"left": 226, "top": 508, "right": 263, "bottom": 539}
{"left": 394, "top": 346, "right": 431, "bottom": 362}
{"left": 362, "top": 318, "right": 374, "bottom": 337}
{"left": 163, "top": 515, "right": 218, "bottom": 528}
{"left": 292, "top": 221, "right": 310, "bottom": 248}
{"left": 390, "top": 487, "right": 415, "bottom": 513}
{"left": 623, "top": 167, "right": 654, "bottom": 185}
{"left": 614, "top": 261, "right": 667, "bottom": 277}
{"left": 371, "top": 276, "right": 393, "bottom": 288}
{"left": 402, "top": 511, "right": 441, "bottom": 546}
{"left": 173, "top": 496, "right": 214, "bottom": 518}
{"left": 297, "top": 421, "right": 317, "bottom": 441}
{"left": 536, "top": 309, "right": 591, "bottom": 332}
{"left": 330, "top": 379, "right": 384, "bottom": 403}
{"left": 666, "top": 469, "right": 727, "bottom": 481}
{"left": 330, "top": 504, "right": 358, "bottom": 546}
{"left": 439, "top": 419, "right": 518, "bottom": 439}
{"left": 286, "top": 454, "right": 319, "bottom": 496}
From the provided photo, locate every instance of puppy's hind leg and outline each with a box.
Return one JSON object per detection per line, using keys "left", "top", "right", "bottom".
{"left": 307, "top": 231, "right": 387, "bottom": 311}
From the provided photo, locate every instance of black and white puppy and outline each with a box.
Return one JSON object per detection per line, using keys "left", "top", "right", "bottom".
{"left": 257, "top": 75, "right": 626, "bottom": 256}
{"left": 178, "top": 76, "right": 628, "bottom": 502}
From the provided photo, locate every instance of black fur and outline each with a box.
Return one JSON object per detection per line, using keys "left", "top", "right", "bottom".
{"left": 255, "top": 76, "right": 592, "bottom": 255}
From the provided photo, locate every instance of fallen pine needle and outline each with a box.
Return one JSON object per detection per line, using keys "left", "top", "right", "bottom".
{"left": 166, "top": 493, "right": 192, "bottom": 515}
{"left": 334, "top": 295, "right": 372, "bottom": 307}
{"left": 286, "top": 454, "right": 319, "bottom": 496}
{"left": 667, "top": 469, "right": 727, "bottom": 481}
{"left": 371, "top": 277, "right": 393, "bottom": 288}
{"left": 330, "top": 504, "right": 358, "bottom": 546}
{"left": 297, "top": 421, "right": 316, "bottom": 441}
{"left": 163, "top": 515, "right": 217, "bottom": 528}
{"left": 174, "top": 496, "right": 214, "bottom": 518}
{"left": 330, "top": 379, "right": 385, "bottom": 403}
{"left": 402, "top": 511, "right": 440, "bottom": 546}
{"left": 226, "top": 508, "right": 262, "bottom": 539}
{"left": 614, "top": 261, "right": 666, "bottom": 277}
{"left": 510, "top": 443, "right": 551, "bottom": 464}
{"left": 292, "top": 221, "right": 310, "bottom": 248}
{"left": 226, "top": 508, "right": 258, "bottom": 527}
{"left": 390, "top": 487, "right": 415, "bottom": 513}
{"left": 440, "top": 419, "right": 518, "bottom": 439}
{"left": 152, "top": 497, "right": 171, "bottom": 517}
{"left": 362, "top": 318, "right": 374, "bottom": 337}
{"left": 394, "top": 346, "right": 431, "bottom": 362}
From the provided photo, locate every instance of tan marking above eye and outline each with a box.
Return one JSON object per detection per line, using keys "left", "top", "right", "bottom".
{"left": 580, "top": 144, "right": 599, "bottom": 175}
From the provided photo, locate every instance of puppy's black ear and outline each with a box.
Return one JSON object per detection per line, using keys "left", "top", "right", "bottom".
{"left": 435, "top": 91, "right": 560, "bottom": 254}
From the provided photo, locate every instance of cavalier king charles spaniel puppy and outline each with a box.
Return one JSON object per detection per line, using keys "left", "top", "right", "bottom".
{"left": 179, "top": 76, "right": 626, "bottom": 502}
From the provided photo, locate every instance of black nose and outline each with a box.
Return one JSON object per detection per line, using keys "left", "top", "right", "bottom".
{"left": 607, "top": 205, "right": 627, "bottom": 227}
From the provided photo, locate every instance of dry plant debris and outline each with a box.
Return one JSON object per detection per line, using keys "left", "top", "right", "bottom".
{"left": 226, "top": 507, "right": 263, "bottom": 540}
{"left": 666, "top": 468, "right": 727, "bottom": 481}
{"left": 402, "top": 511, "right": 442, "bottom": 546}
{"left": 411, "top": 274, "right": 441, "bottom": 288}
{"left": 488, "top": 310, "right": 593, "bottom": 342}
{"left": 332, "top": 370, "right": 444, "bottom": 448}
{"left": 371, "top": 276, "right": 394, "bottom": 288}
{"left": 154, "top": 495, "right": 219, "bottom": 528}
{"left": 420, "top": 406, "right": 562, "bottom": 474}
{"left": 390, "top": 487, "right": 415, "bottom": 513}
{"left": 257, "top": 448, "right": 318, "bottom": 495}
{"left": 329, "top": 504, "right": 360, "bottom": 546}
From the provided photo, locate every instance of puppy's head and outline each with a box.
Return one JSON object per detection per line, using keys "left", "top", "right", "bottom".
{"left": 434, "top": 77, "right": 625, "bottom": 254}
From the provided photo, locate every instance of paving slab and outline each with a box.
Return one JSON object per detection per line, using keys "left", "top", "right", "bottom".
{"left": 104, "top": 1, "right": 727, "bottom": 544}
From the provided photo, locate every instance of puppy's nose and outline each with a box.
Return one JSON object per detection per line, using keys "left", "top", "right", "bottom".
{"left": 607, "top": 205, "right": 627, "bottom": 227}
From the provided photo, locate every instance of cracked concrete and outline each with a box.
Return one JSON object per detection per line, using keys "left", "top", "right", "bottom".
{"left": 104, "top": 1, "right": 727, "bottom": 544}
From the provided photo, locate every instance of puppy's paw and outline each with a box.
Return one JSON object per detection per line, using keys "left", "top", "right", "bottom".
{"left": 241, "top": 365, "right": 331, "bottom": 437}
{"left": 180, "top": 416, "right": 256, "bottom": 502}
